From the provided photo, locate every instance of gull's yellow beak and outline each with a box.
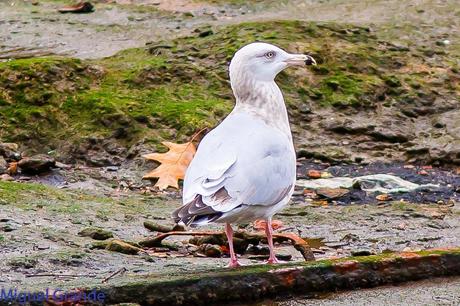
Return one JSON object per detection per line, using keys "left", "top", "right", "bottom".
{"left": 284, "top": 54, "right": 317, "bottom": 66}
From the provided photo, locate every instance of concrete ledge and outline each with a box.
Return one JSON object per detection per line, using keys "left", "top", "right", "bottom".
{"left": 2, "top": 248, "right": 459, "bottom": 305}
{"left": 99, "top": 248, "right": 460, "bottom": 305}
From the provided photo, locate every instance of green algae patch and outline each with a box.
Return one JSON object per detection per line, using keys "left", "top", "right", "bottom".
{"left": 0, "top": 181, "right": 60, "bottom": 203}
{"left": 0, "top": 20, "right": 458, "bottom": 160}
{"left": 0, "top": 180, "right": 174, "bottom": 220}
{"left": 77, "top": 248, "right": 460, "bottom": 305}
{"left": 97, "top": 247, "right": 460, "bottom": 285}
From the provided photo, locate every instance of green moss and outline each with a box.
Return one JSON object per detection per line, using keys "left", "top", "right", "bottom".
{"left": 0, "top": 181, "right": 174, "bottom": 223}
{"left": 8, "top": 256, "right": 38, "bottom": 269}
{"left": 120, "top": 247, "right": 460, "bottom": 286}
{"left": 48, "top": 250, "right": 87, "bottom": 265}
{"left": 0, "top": 181, "right": 56, "bottom": 203}
{"left": 1, "top": 20, "right": 458, "bottom": 157}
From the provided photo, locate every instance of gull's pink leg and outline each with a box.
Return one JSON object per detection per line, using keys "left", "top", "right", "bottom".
{"left": 225, "top": 223, "right": 241, "bottom": 268}
{"left": 265, "top": 218, "right": 280, "bottom": 264}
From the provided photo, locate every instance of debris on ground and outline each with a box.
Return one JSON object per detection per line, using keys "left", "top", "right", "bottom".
{"left": 78, "top": 227, "right": 114, "bottom": 240}
{"left": 139, "top": 229, "right": 315, "bottom": 261}
{"left": 297, "top": 174, "right": 440, "bottom": 193}
{"left": 58, "top": 2, "right": 94, "bottom": 13}
{"left": 17, "top": 154, "right": 55, "bottom": 174}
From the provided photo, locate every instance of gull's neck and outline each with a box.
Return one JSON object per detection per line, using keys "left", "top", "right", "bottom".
{"left": 230, "top": 76, "right": 292, "bottom": 139}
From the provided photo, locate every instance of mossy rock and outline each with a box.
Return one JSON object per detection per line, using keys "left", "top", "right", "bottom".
{"left": 0, "top": 20, "right": 457, "bottom": 161}
{"left": 78, "top": 227, "right": 114, "bottom": 240}
{"left": 8, "top": 257, "right": 38, "bottom": 269}
{"left": 106, "top": 239, "right": 141, "bottom": 255}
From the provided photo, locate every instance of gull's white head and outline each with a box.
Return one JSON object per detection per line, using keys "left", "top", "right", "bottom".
{"left": 229, "top": 42, "right": 316, "bottom": 83}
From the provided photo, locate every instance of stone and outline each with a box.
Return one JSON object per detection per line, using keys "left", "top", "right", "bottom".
{"left": 341, "top": 233, "right": 359, "bottom": 242}
{"left": 58, "top": 1, "right": 94, "bottom": 13}
{"left": 106, "top": 239, "right": 140, "bottom": 255}
{"left": 246, "top": 245, "right": 270, "bottom": 255}
{"left": 0, "top": 174, "right": 14, "bottom": 181}
{"left": 198, "top": 244, "right": 222, "bottom": 258}
{"left": 78, "top": 227, "right": 114, "bottom": 240}
{"left": 1, "top": 222, "right": 19, "bottom": 232}
{"left": 18, "top": 154, "right": 55, "bottom": 174}
{"left": 86, "top": 151, "right": 121, "bottom": 167}
{"left": 0, "top": 143, "right": 20, "bottom": 161}
{"left": 55, "top": 162, "right": 72, "bottom": 169}
{"left": 0, "top": 156, "right": 7, "bottom": 174}
{"left": 369, "top": 128, "right": 410, "bottom": 143}
{"left": 316, "top": 187, "right": 349, "bottom": 199}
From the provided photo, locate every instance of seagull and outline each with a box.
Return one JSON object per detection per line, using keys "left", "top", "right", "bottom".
{"left": 172, "top": 42, "right": 316, "bottom": 267}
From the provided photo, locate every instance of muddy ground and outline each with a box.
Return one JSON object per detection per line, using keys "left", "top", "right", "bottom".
{"left": 0, "top": 0, "right": 459, "bottom": 304}
{"left": 2, "top": 0, "right": 459, "bottom": 59}
{"left": 1, "top": 159, "right": 459, "bottom": 291}
{"left": 262, "top": 277, "right": 460, "bottom": 305}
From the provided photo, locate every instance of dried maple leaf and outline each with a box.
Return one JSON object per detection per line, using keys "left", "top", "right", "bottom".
{"left": 7, "top": 161, "right": 17, "bottom": 175}
{"left": 143, "top": 141, "right": 196, "bottom": 190}
{"left": 253, "top": 219, "right": 284, "bottom": 231}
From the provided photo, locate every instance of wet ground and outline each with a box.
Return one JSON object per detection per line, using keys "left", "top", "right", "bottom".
{"left": 1, "top": 159, "right": 459, "bottom": 291}
{"left": 256, "top": 277, "right": 460, "bottom": 306}
{"left": 295, "top": 160, "right": 460, "bottom": 205}
{"left": 1, "top": 0, "right": 459, "bottom": 59}
{"left": 1, "top": 0, "right": 460, "bottom": 302}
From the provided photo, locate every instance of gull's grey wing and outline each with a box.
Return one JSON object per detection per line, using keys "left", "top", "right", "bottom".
{"left": 173, "top": 112, "right": 296, "bottom": 225}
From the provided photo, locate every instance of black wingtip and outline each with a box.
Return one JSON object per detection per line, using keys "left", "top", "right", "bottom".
{"left": 305, "top": 55, "right": 317, "bottom": 66}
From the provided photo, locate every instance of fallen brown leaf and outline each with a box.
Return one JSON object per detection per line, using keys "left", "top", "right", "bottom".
{"left": 253, "top": 219, "right": 284, "bottom": 231}
{"left": 307, "top": 169, "right": 321, "bottom": 179}
{"left": 6, "top": 161, "right": 17, "bottom": 175}
{"left": 143, "top": 141, "right": 196, "bottom": 190}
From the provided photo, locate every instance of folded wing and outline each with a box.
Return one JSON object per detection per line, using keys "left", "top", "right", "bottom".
{"left": 172, "top": 113, "right": 295, "bottom": 226}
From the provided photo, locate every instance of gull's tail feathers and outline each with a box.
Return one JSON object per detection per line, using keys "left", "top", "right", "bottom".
{"left": 172, "top": 195, "right": 223, "bottom": 228}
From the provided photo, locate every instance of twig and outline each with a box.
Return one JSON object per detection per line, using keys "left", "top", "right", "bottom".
{"left": 102, "top": 267, "right": 127, "bottom": 283}
{"left": 139, "top": 230, "right": 315, "bottom": 261}
{"left": 139, "top": 231, "right": 219, "bottom": 247}
{"left": 279, "top": 226, "right": 295, "bottom": 232}
{"left": 25, "top": 273, "right": 96, "bottom": 278}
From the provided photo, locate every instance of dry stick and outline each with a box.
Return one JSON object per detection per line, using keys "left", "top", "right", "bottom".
{"left": 25, "top": 273, "right": 96, "bottom": 278}
{"left": 139, "top": 230, "right": 315, "bottom": 261}
{"left": 143, "top": 221, "right": 173, "bottom": 233}
{"left": 102, "top": 267, "right": 127, "bottom": 283}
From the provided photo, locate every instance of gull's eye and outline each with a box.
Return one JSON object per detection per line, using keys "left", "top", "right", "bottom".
{"left": 265, "top": 51, "right": 276, "bottom": 59}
